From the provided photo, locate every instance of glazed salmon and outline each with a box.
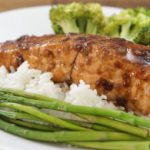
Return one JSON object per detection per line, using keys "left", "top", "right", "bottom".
{"left": 0, "top": 34, "right": 79, "bottom": 82}
{"left": 0, "top": 33, "right": 150, "bottom": 115}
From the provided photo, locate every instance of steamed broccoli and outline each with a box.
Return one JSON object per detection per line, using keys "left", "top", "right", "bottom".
{"left": 102, "top": 9, "right": 135, "bottom": 38}
{"left": 50, "top": 3, "right": 84, "bottom": 34}
{"left": 84, "top": 3, "right": 104, "bottom": 34}
{"left": 134, "top": 26, "right": 150, "bottom": 45}
{"left": 50, "top": 2, "right": 150, "bottom": 45}
{"left": 129, "top": 13, "right": 150, "bottom": 45}
{"left": 102, "top": 8, "right": 150, "bottom": 45}
{"left": 50, "top": 2, "right": 104, "bottom": 34}
{"left": 134, "top": 7, "right": 150, "bottom": 16}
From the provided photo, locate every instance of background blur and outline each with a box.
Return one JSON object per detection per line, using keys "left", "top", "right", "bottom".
{"left": 0, "top": 0, "right": 150, "bottom": 12}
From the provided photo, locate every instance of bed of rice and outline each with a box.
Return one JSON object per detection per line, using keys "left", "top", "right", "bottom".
{"left": 0, "top": 61, "right": 117, "bottom": 109}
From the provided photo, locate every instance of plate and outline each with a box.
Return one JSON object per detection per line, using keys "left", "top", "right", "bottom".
{"left": 0, "top": 5, "right": 122, "bottom": 150}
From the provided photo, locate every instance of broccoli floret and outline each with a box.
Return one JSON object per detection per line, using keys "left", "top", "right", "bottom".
{"left": 102, "top": 8, "right": 150, "bottom": 45}
{"left": 130, "top": 14, "right": 150, "bottom": 45}
{"left": 50, "top": 2, "right": 104, "bottom": 34}
{"left": 102, "top": 9, "right": 135, "bottom": 38}
{"left": 84, "top": 3, "right": 104, "bottom": 34}
{"left": 134, "top": 26, "right": 150, "bottom": 45}
{"left": 50, "top": 3, "right": 84, "bottom": 34}
{"left": 134, "top": 7, "right": 150, "bottom": 16}
{"left": 102, "top": 10, "right": 130, "bottom": 38}
{"left": 50, "top": 3, "right": 150, "bottom": 45}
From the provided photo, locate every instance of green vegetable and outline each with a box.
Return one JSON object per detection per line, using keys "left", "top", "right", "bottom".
{"left": 102, "top": 9, "right": 134, "bottom": 38}
{"left": 84, "top": 3, "right": 104, "bottom": 34}
{"left": 1, "top": 89, "right": 150, "bottom": 130}
{"left": 79, "top": 114, "right": 148, "bottom": 138}
{"left": 71, "top": 141, "right": 150, "bottom": 150}
{"left": 50, "top": 2, "right": 150, "bottom": 45}
{"left": 50, "top": 2, "right": 104, "bottom": 34}
{"left": 67, "top": 120, "right": 114, "bottom": 131}
{"left": 102, "top": 8, "right": 150, "bottom": 45}
{"left": 1, "top": 88, "right": 150, "bottom": 149}
{"left": 0, "top": 102, "right": 89, "bottom": 131}
{"left": 0, "top": 109, "right": 57, "bottom": 127}
{"left": 0, "top": 109, "right": 42, "bottom": 121}
{"left": 50, "top": 2, "right": 84, "bottom": 34}
{"left": 0, "top": 119, "right": 140, "bottom": 142}
{"left": 134, "top": 7, "right": 150, "bottom": 17}
{"left": 3, "top": 118, "right": 58, "bottom": 131}
{"left": 0, "top": 108, "right": 114, "bottom": 131}
{"left": 131, "top": 14, "right": 150, "bottom": 45}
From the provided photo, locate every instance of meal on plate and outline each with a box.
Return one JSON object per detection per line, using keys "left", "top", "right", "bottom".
{"left": 0, "top": 2, "right": 150, "bottom": 150}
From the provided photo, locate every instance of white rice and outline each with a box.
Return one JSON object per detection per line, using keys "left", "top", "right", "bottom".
{"left": 0, "top": 61, "right": 117, "bottom": 109}
{"left": 65, "top": 80, "right": 116, "bottom": 109}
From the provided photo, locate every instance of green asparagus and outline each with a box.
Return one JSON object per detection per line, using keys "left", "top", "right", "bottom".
{"left": 1, "top": 89, "right": 150, "bottom": 129}
{"left": 67, "top": 120, "right": 114, "bottom": 131}
{"left": 0, "top": 108, "right": 114, "bottom": 131}
{"left": 79, "top": 114, "right": 149, "bottom": 138}
{"left": 0, "top": 119, "right": 141, "bottom": 141}
{"left": 0, "top": 93, "right": 149, "bottom": 137}
{"left": 0, "top": 102, "right": 89, "bottom": 131}
{"left": 3, "top": 117, "right": 58, "bottom": 131}
{"left": 1, "top": 88, "right": 150, "bottom": 149}
{"left": 71, "top": 141, "right": 150, "bottom": 150}
{"left": 0, "top": 109, "right": 41, "bottom": 121}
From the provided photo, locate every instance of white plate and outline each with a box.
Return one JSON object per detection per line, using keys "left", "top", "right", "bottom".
{"left": 0, "top": 5, "right": 122, "bottom": 150}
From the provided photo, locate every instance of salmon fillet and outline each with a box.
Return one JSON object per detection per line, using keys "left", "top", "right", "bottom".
{"left": 0, "top": 34, "right": 150, "bottom": 115}
{"left": 0, "top": 34, "right": 78, "bottom": 82}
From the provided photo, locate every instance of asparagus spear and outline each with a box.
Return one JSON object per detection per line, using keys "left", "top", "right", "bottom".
{"left": 3, "top": 117, "right": 58, "bottom": 131}
{"left": 0, "top": 118, "right": 141, "bottom": 141}
{"left": 71, "top": 141, "right": 150, "bottom": 150}
{"left": 43, "top": 109, "right": 148, "bottom": 136}
{"left": 0, "top": 88, "right": 58, "bottom": 101}
{"left": 42, "top": 109, "right": 115, "bottom": 131}
{"left": 0, "top": 102, "right": 89, "bottom": 131}
{"left": 0, "top": 108, "right": 114, "bottom": 131}
{"left": 1, "top": 90, "right": 150, "bottom": 130}
{"left": 67, "top": 120, "right": 114, "bottom": 131}
{"left": 0, "top": 109, "right": 41, "bottom": 121}
{"left": 0, "top": 101, "right": 148, "bottom": 137}
{"left": 78, "top": 114, "right": 149, "bottom": 138}
{"left": 0, "top": 109, "right": 62, "bottom": 128}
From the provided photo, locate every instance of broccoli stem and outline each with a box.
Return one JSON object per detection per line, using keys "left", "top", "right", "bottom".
{"left": 59, "top": 19, "right": 80, "bottom": 33}
{"left": 77, "top": 17, "right": 87, "bottom": 33}
{"left": 86, "top": 20, "right": 97, "bottom": 34}
{"left": 120, "top": 22, "right": 132, "bottom": 40}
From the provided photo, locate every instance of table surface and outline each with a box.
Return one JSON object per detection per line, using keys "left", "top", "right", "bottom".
{"left": 0, "top": 0, "right": 150, "bottom": 12}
